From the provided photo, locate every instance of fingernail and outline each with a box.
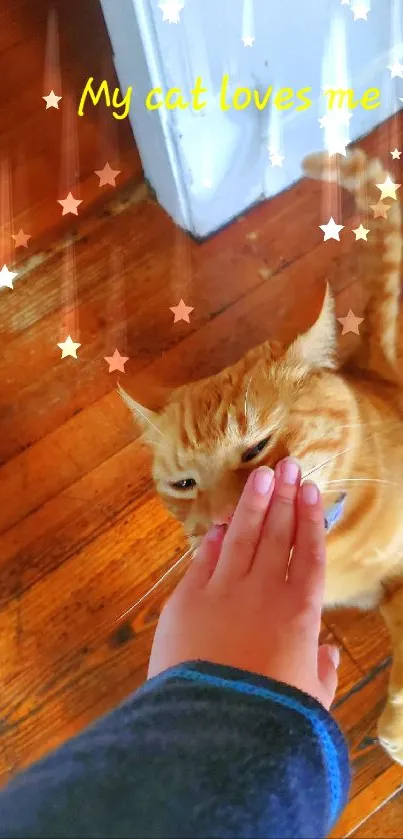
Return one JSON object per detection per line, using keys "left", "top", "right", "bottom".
{"left": 206, "top": 525, "right": 223, "bottom": 542}
{"left": 301, "top": 481, "right": 319, "bottom": 505}
{"left": 252, "top": 466, "right": 274, "bottom": 495}
{"left": 281, "top": 458, "right": 300, "bottom": 485}
{"left": 329, "top": 646, "right": 340, "bottom": 669}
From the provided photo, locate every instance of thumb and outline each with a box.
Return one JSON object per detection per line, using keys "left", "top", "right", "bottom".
{"left": 317, "top": 644, "right": 340, "bottom": 710}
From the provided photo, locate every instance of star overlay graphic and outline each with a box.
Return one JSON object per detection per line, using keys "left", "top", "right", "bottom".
{"left": 58, "top": 192, "right": 83, "bottom": 216}
{"left": 370, "top": 201, "right": 390, "bottom": 219}
{"left": 352, "top": 224, "right": 370, "bottom": 241}
{"left": 327, "top": 137, "right": 347, "bottom": 157}
{"left": 170, "top": 299, "right": 194, "bottom": 323}
{"left": 0, "top": 264, "right": 17, "bottom": 289}
{"left": 337, "top": 310, "right": 364, "bottom": 335}
{"left": 12, "top": 229, "right": 31, "bottom": 248}
{"left": 269, "top": 151, "right": 285, "bottom": 167}
{"left": 351, "top": 1, "right": 370, "bottom": 20}
{"left": 104, "top": 349, "right": 129, "bottom": 373}
{"left": 375, "top": 176, "right": 401, "bottom": 201}
{"left": 388, "top": 60, "right": 403, "bottom": 79}
{"left": 95, "top": 163, "right": 121, "bottom": 187}
{"left": 319, "top": 217, "right": 344, "bottom": 241}
{"left": 318, "top": 112, "right": 352, "bottom": 128}
{"left": 57, "top": 336, "right": 81, "bottom": 359}
{"left": 158, "top": 1, "right": 184, "bottom": 23}
{"left": 43, "top": 90, "right": 62, "bottom": 109}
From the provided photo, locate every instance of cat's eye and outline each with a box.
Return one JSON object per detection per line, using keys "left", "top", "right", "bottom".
{"left": 170, "top": 478, "right": 197, "bottom": 490}
{"left": 242, "top": 436, "right": 271, "bottom": 463}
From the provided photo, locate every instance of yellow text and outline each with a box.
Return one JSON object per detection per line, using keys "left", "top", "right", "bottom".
{"left": 78, "top": 78, "right": 132, "bottom": 120}
{"left": 324, "top": 87, "right": 380, "bottom": 110}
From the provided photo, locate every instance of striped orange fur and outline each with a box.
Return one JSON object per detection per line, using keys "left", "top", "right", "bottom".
{"left": 120, "top": 149, "right": 403, "bottom": 762}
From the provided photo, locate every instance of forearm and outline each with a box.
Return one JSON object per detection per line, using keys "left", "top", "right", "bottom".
{"left": 0, "top": 661, "right": 350, "bottom": 839}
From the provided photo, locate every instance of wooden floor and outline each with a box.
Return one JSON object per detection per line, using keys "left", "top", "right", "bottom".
{"left": 2, "top": 2, "right": 403, "bottom": 836}
{"left": 0, "top": 0, "right": 143, "bottom": 260}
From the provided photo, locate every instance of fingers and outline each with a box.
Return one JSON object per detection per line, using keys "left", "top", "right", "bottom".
{"left": 252, "top": 458, "right": 301, "bottom": 580}
{"left": 210, "top": 466, "right": 274, "bottom": 585}
{"left": 183, "top": 526, "right": 225, "bottom": 591}
{"left": 287, "top": 482, "right": 326, "bottom": 613}
{"left": 317, "top": 644, "right": 340, "bottom": 710}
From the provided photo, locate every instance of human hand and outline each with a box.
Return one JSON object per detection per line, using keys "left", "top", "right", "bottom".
{"left": 148, "top": 457, "right": 339, "bottom": 710}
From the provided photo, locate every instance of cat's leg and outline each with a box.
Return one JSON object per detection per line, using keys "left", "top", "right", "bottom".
{"left": 378, "top": 584, "right": 403, "bottom": 764}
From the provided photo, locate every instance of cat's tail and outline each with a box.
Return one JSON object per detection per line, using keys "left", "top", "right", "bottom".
{"left": 302, "top": 148, "right": 401, "bottom": 382}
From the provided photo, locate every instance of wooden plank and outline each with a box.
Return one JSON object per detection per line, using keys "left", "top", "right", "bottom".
{"left": 325, "top": 608, "right": 392, "bottom": 674}
{"left": 330, "top": 765, "right": 403, "bottom": 838}
{"left": 321, "top": 624, "right": 364, "bottom": 703}
{"left": 0, "top": 0, "right": 142, "bottom": 252}
{"left": 334, "top": 666, "right": 394, "bottom": 802}
{"left": 349, "top": 789, "right": 403, "bottom": 837}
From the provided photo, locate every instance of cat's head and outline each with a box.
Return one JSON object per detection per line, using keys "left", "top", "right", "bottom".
{"left": 120, "top": 287, "right": 347, "bottom": 546}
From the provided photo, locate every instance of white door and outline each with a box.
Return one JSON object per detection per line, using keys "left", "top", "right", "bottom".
{"left": 98, "top": 0, "right": 403, "bottom": 237}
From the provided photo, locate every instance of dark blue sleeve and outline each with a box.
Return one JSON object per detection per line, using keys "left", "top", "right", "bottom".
{"left": 0, "top": 660, "right": 350, "bottom": 838}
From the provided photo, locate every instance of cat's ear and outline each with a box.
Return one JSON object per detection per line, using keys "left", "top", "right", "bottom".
{"left": 285, "top": 285, "right": 337, "bottom": 371}
{"left": 117, "top": 379, "right": 170, "bottom": 436}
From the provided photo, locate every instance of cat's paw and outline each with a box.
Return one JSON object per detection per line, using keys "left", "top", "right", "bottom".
{"left": 378, "top": 700, "right": 403, "bottom": 765}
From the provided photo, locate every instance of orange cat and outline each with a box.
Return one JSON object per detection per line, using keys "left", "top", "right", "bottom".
{"left": 120, "top": 149, "right": 403, "bottom": 763}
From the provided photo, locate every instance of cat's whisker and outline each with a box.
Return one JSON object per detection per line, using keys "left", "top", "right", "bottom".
{"left": 113, "top": 546, "right": 194, "bottom": 625}
{"left": 321, "top": 477, "right": 400, "bottom": 488}
{"left": 117, "top": 384, "right": 167, "bottom": 440}
{"left": 302, "top": 446, "right": 356, "bottom": 480}
{"left": 244, "top": 375, "right": 253, "bottom": 423}
{"left": 133, "top": 404, "right": 166, "bottom": 440}
{"left": 335, "top": 418, "right": 402, "bottom": 432}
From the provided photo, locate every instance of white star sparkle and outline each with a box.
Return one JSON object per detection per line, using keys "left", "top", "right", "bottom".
{"left": 327, "top": 136, "right": 347, "bottom": 157}
{"left": 388, "top": 60, "right": 403, "bottom": 79}
{"left": 57, "top": 336, "right": 81, "bottom": 359}
{"left": 269, "top": 151, "right": 285, "bottom": 167}
{"left": 0, "top": 264, "right": 18, "bottom": 289}
{"left": 319, "top": 217, "right": 344, "bottom": 242}
{"left": 158, "top": 1, "right": 184, "bottom": 23}
{"left": 352, "top": 224, "right": 370, "bottom": 241}
{"left": 318, "top": 112, "right": 352, "bottom": 129}
{"left": 351, "top": 1, "right": 370, "bottom": 20}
